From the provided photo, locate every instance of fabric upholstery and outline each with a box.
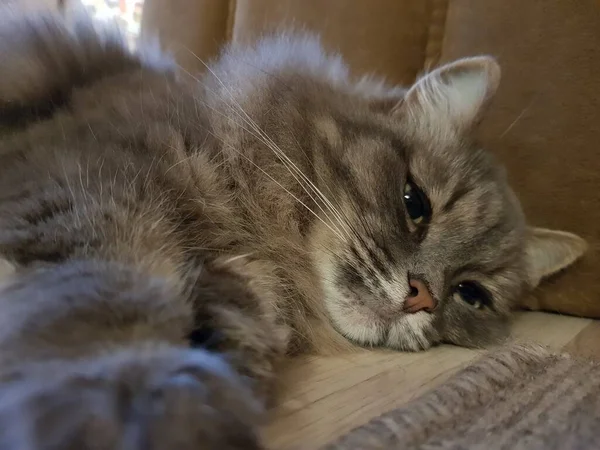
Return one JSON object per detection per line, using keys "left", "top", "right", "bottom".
{"left": 141, "top": 0, "right": 600, "bottom": 317}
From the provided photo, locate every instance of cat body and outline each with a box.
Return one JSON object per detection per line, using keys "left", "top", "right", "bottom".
{"left": 0, "top": 11, "right": 586, "bottom": 449}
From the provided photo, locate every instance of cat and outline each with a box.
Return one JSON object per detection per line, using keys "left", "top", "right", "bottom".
{"left": 0, "top": 9, "right": 587, "bottom": 450}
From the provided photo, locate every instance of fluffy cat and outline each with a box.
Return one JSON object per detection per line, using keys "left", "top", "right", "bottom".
{"left": 0, "top": 10, "right": 586, "bottom": 449}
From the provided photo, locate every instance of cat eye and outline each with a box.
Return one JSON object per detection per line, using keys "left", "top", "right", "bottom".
{"left": 454, "top": 282, "right": 492, "bottom": 310}
{"left": 403, "top": 180, "right": 431, "bottom": 225}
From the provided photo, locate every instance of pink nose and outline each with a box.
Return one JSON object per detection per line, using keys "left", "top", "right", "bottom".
{"left": 404, "top": 279, "right": 435, "bottom": 313}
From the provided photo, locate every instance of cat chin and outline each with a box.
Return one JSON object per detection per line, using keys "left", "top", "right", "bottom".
{"left": 386, "top": 313, "right": 436, "bottom": 352}
{"left": 326, "top": 301, "right": 386, "bottom": 346}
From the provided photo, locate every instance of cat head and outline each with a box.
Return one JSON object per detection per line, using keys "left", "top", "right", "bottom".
{"left": 306, "top": 56, "right": 587, "bottom": 350}
{"left": 209, "top": 36, "right": 587, "bottom": 351}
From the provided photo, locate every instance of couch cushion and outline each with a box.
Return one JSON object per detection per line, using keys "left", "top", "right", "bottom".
{"left": 229, "top": 0, "right": 441, "bottom": 85}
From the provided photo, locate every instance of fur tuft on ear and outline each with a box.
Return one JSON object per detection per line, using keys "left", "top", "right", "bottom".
{"left": 351, "top": 75, "right": 408, "bottom": 113}
{"left": 525, "top": 227, "right": 588, "bottom": 288}
{"left": 400, "top": 56, "right": 500, "bottom": 132}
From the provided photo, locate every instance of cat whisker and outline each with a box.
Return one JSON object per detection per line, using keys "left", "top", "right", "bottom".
{"left": 231, "top": 113, "right": 352, "bottom": 237}
{"left": 211, "top": 82, "right": 354, "bottom": 240}
{"left": 208, "top": 97, "right": 350, "bottom": 239}
{"left": 163, "top": 153, "right": 200, "bottom": 176}
{"left": 499, "top": 98, "right": 536, "bottom": 139}
{"left": 288, "top": 133, "right": 353, "bottom": 235}
{"left": 193, "top": 125, "right": 347, "bottom": 241}
{"left": 179, "top": 52, "right": 353, "bottom": 240}
{"left": 189, "top": 88, "right": 350, "bottom": 240}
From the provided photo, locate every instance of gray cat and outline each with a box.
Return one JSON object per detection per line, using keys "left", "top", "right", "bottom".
{"left": 0, "top": 10, "right": 586, "bottom": 450}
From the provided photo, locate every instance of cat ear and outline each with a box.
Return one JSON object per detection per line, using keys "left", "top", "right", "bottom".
{"left": 525, "top": 227, "right": 588, "bottom": 288}
{"left": 398, "top": 56, "right": 501, "bottom": 130}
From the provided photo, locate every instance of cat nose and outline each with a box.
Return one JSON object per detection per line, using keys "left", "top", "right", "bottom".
{"left": 404, "top": 279, "right": 435, "bottom": 313}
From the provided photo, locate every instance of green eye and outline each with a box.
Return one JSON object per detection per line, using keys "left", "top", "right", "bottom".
{"left": 403, "top": 180, "right": 431, "bottom": 225}
{"left": 454, "top": 282, "right": 492, "bottom": 309}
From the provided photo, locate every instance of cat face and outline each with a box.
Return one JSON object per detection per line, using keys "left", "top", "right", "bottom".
{"left": 309, "top": 58, "right": 586, "bottom": 350}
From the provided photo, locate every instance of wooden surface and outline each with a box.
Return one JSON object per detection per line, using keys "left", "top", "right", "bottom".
{"left": 264, "top": 312, "right": 598, "bottom": 450}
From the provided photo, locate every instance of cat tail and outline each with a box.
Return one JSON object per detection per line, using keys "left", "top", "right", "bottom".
{"left": 0, "top": 7, "right": 173, "bottom": 127}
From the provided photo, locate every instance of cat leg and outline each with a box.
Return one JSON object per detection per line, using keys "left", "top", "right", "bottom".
{"left": 0, "top": 257, "right": 288, "bottom": 449}
{"left": 188, "top": 256, "right": 290, "bottom": 402}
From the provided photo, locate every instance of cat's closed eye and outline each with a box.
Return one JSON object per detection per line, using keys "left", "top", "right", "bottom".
{"left": 403, "top": 180, "right": 431, "bottom": 225}
{"left": 454, "top": 282, "right": 492, "bottom": 310}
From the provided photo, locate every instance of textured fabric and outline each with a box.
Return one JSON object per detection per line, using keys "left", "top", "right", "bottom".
{"left": 140, "top": 0, "right": 599, "bottom": 317}
{"left": 326, "top": 344, "right": 600, "bottom": 449}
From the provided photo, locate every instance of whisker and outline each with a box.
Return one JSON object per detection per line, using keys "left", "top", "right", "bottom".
{"left": 193, "top": 124, "right": 347, "bottom": 241}
{"left": 499, "top": 98, "right": 536, "bottom": 139}
{"left": 178, "top": 65, "right": 350, "bottom": 241}
{"left": 179, "top": 49, "right": 353, "bottom": 239}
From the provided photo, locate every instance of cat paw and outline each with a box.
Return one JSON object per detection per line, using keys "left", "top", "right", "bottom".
{"left": 0, "top": 347, "right": 264, "bottom": 450}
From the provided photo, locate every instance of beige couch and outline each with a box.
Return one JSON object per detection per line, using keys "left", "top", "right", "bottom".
{"left": 142, "top": 0, "right": 600, "bottom": 318}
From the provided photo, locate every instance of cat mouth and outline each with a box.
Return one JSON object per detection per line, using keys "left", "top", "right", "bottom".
{"left": 325, "top": 299, "right": 388, "bottom": 346}
{"left": 328, "top": 302, "right": 436, "bottom": 350}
